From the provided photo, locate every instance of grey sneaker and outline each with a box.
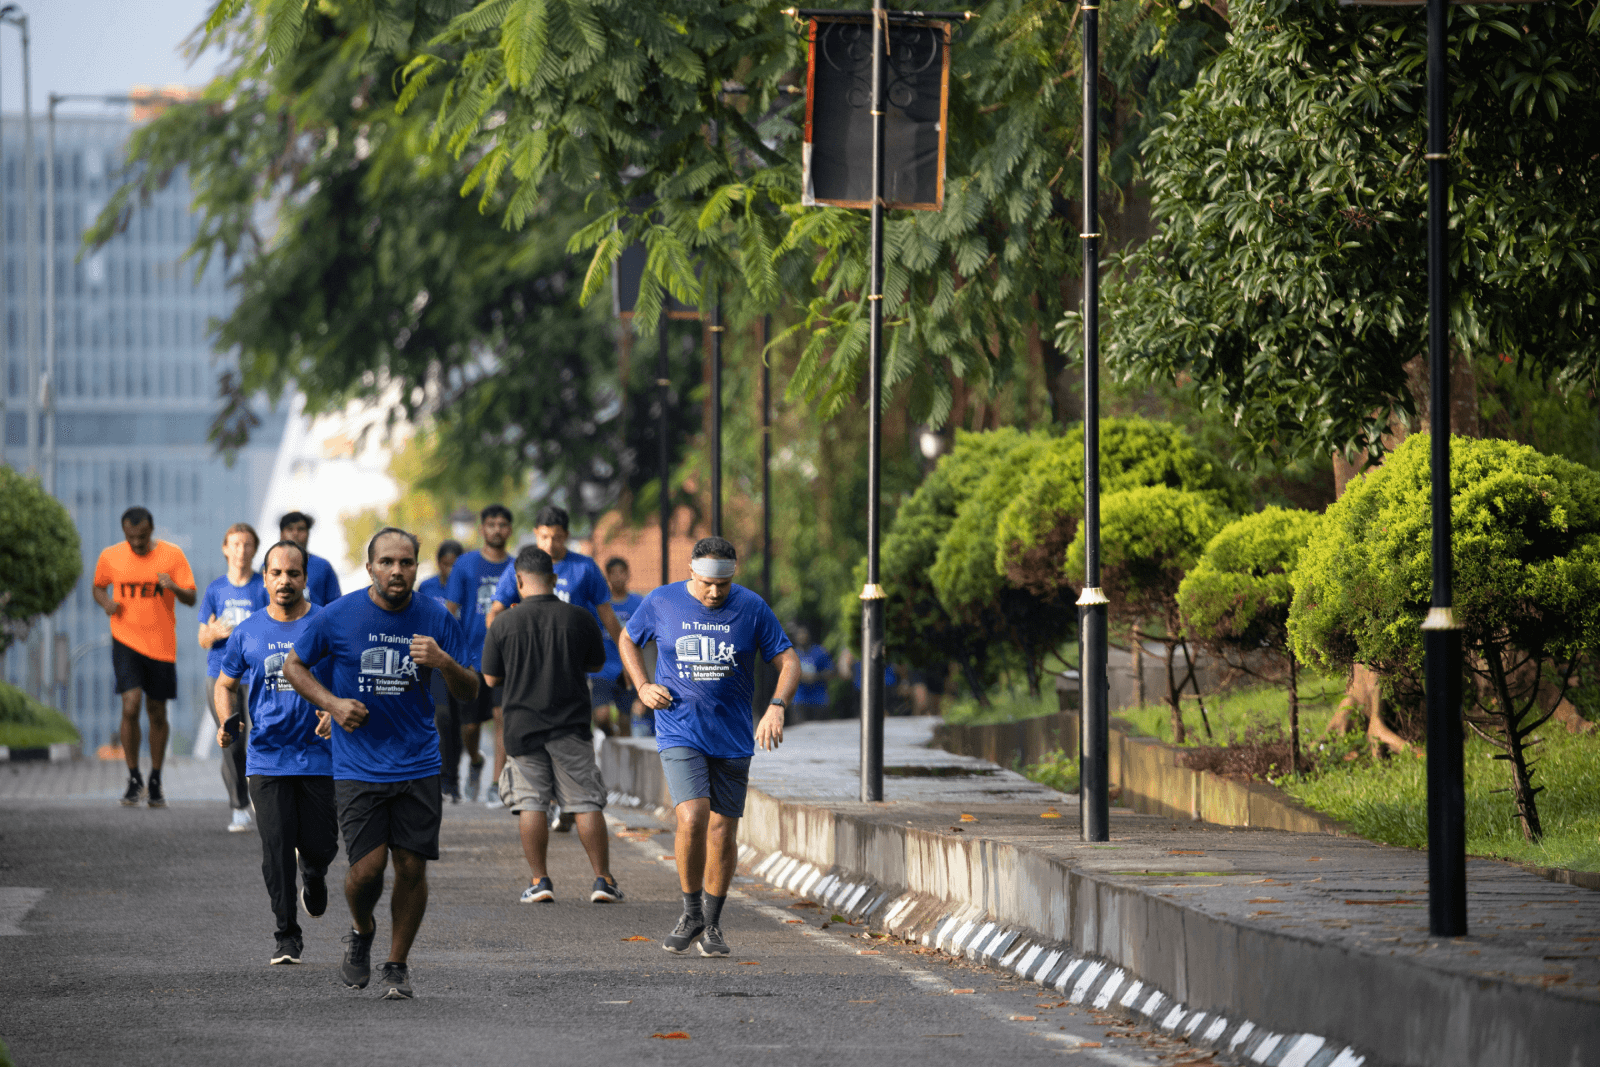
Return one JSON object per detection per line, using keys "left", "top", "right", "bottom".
{"left": 378, "top": 961, "right": 413, "bottom": 1000}
{"left": 698, "top": 924, "right": 730, "bottom": 957}
{"left": 341, "top": 928, "right": 374, "bottom": 989}
{"left": 590, "top": 876, "right": 624, "bottom": 903}
{"left": 466, "top": 762, "right": 483, "bottom": 802}
{"left": 120, "top": 773, "right": 144, "bottom": 807}
{"left": 271, "top": 934, "right": 303, "bottom": 965}
{"left": 662, "top": 914, "right": 705, "bottom": 954}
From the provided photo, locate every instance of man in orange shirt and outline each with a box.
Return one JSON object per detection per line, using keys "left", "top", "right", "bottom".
{"left": 92, "top": 506, "right": 198, "bottom": 808}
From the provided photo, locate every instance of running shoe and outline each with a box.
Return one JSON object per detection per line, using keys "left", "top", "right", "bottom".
{"left": 378, "top": 961, "right": 413, "bottom": 1000}
{"left": 341, "top": 928, "right": 374, "bottom": 989}
{"left": 590, "top": 876, "right": 624, "bottom": 903}
{"left": 466, "top": 762, "right": 483, "bottom": 802}
{"left": 146, "top": 772, "right": 165, "bottom": 809}
{"left": 228, "top": 808, "right": 253, "bottom": 833}
{"left": 484, "top": 778, "right": 504, "bottom": 810}
{"left": 698, "top": 924, "right": 730, "bottom": 958}
{"left": 271, "top": 934, "right": 303, "bottom": 965}
{"left": 554, "top": 811, "right": 576, "bottom": 833}
{"left": 301, "top": 872, "right": 328, "bottom": 918}
{"left": 120, "top": 773, "right": 144, "bottom": 807}
{"left": 662, "top": 914, "right": 706, "bottom": 954}
{"left": 520, "top": 878, "right": 555, "bottom": 903}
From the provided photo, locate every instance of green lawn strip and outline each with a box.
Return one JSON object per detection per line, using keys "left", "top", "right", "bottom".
{"left": 1023, "top": 748, "right": 1079, "bottom": 794}
{"left": 1281, "top": 727, "right": 1600, "bottom": 873}
{"left": 1112, "top": 672, "right": 1347, "bottom": 746}
{"left": 0, "top": 681, "right": 80, "bottom": 749}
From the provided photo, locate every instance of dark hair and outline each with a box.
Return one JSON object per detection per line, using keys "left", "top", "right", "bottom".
{"left": 437, "top": 539, "right": 465, "bottom": 561}
{"left": 121, "top": 506, "right": 153, "bottom": 529}
{"left": 515, "top": 545, "right": 555, "bottom": 576}
{"left": 532, "top": 504, "right": 569, "bottom": 530}
{"left": 278, "top": 510, "right": 314, "bottom": 532}
{"left": 691, "top": 536, "right": 737, "bottom": 561}
{"left": 480, "top": 503, "right": 513, "bottom": 524}
{"left": 604, "top": 556, "right": 630, "bottom": 572}
{"left": 366, "top": 526, "right": 420, "bottom": 562}
{"left": 263, "top": 539, "right": 309, "bottom": 572}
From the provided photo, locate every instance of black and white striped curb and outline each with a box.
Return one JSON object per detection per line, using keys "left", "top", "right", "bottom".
{"left": 0, "top": 743, "right": 76, "bottom": 763}
{"left": 748, "top": 847, "right": 1373, "bottom": 1067}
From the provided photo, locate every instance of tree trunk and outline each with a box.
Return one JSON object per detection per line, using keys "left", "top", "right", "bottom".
{"left": 1132, "top": 633, "right": 1145, "bottom": 707}
{"left": 1023, "top": 654, "right": 1042, "bottom": 700}
{"left": 1483, "top": 648, "right": 1545, "bottom": 842}
{"left": 1161, "top": 639, "right": 1186, "bottom": 744}
{"left": 959, "top": 651, "right": 992, "bottom": 708}
{"left": 1288, "top": 652, "right": 1301, "bottom": 775}
{"left": 1177, "top": 637, "right": 1213, "bottom": 740}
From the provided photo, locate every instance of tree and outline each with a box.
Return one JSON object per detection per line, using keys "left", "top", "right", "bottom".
{"left": 1067, "top": 486, "right": 1232, "bottom": 742}
{"left": 1090, "top": 0, "right": 1600, "bottom": 464}
{"left": 0, "top": 470, "right": 81, "bottom": 655}
{"left": 1289, "top": 434, "right": 1600, "bottom": 841}
{"left": 1177, "top": 507, "right": 1322, "bottom": 772}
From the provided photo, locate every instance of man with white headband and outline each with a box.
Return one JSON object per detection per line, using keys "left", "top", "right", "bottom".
{"left": 619, "top": 536, "right": 800, "bottom": 958}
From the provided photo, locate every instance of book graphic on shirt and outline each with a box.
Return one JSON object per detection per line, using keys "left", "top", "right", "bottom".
{"left": 674, "top": 633, "right": 737, "bottom": 682}
{"left": 263, "top": 651, "right": 294, "bottom": 692}
{"left": 221, "top": 604, "right": 254, "bottom": 627}
{"left": 476, "top": 576, "right": 497, "bottom": 614}
{"left": 359, "top": 644, "right": 420, "bottom": 695}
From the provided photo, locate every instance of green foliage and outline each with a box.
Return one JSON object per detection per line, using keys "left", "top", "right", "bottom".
{"left": 996, "top": 417, "right": 1243, "bottom": 597}
{"left": 1116, "top": 673, "right": 1348, "bottom": 746}
{"left": 1092, "top": 0, "right": 1600, "bottom": 462}
{"left": 1024, "top": 749, "right": 1081, "bottom": 796}
{"left": 1178, "top": 506, "right": 1321, "bottom": 653}
{"left": 1283, "top": 728, "right": 1600, "bottom": 873}
{"left": 1068, "top": 486, "right": 1232, "bottom": 628}
{"left": 942, "top": 690, "right": 1061, "bottom": 727}
{"left": 0, "top": 681, "right": 80, "bottom": 746}
{"left": 0, "top": 470, "right": 81, "bottom": 655}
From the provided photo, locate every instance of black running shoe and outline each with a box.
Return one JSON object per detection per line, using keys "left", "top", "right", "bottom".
{"left": 590, "top": 876, "right": 624, "bottom": 903}
{"left": 698, "top": 924, "right": 730, "bottom": 957}
{"left": 146, "top": 772, "right": 165, "bottom": 809}
{"left": 120, "top": 773, "right": 143, "bottom": 807}
{"left": 301, "top": 873, "right": 328, "bottom": 918}
{"left": 341, "top": 928, "right": 374, "bottom": 989}
{"left": 378, "top": 961, "right": 413, "bottom": 1000}
{"left": 662, "top": 914, "right": 705, "bottom": 954}
{"left": 271, "top": 934, "right": 303, "bottom": 965}
{"left": 553, "top": 811, "right": 576, "bottom": 833}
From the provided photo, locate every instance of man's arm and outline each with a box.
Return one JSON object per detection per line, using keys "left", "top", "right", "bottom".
{"left": 158, "top": 572, "right": 197, "bottom": 607}
{"left": 620, "top": 631, "right": 672, "bottom": 710}
{"left": 445, "top": 600, "right": 462, "bottom": 620}
{"left": 582, "top": 616, "right": 608, "bottom": 674}
{"left": 92, "top": 583, "right": 121, "bottom": 617}
{"left": 213, "top": 673, "right": 243, "bottom": 748}
{"left": 595, "top": 601, "right": 622, "bottom": 644}
{"left": 755, "top": 647, "right": 802, "bottom": 752}
{"left": 283, "top": 649, "right": 368, "bottom": 732}
{"left": 411, "top": 634, "right": 478, "bottom": 702}
{"left": 485, "top": 601, "right": 506, "bottom": 629}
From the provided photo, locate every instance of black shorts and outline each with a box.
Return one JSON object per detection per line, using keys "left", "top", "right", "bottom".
{"left": 111, "top": 639, "right": 177, "bottom": 701}
{"left": 335, "top": 776, "right": 443, "bottom": 865}
{"left": 452, "top": 671, "right": 496, "bottom": 725}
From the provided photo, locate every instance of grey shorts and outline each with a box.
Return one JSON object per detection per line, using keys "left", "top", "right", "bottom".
{"left": 498, "top": 732, "right": 607, "bottom": 814}
{"left": 660, "top": 746, "right": 751, "bottom": 818}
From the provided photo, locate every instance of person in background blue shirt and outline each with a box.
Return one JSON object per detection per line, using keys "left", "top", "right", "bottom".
{"left": 790, "top": 624, "right": 835, "bottom": 725}
{"left": 283, "top": 527, "right": 477, "bottom": 1001}
{"left": 620, "top": 537, "right": 799, "bottom": 959}
{"left": 597, "top": 556, "right": 649, "bottom": 736}
{"left": 445, "top": 505, "right": 516, "bottom": 807}
{"left": 198, "top": 522, "right": 269, "bottom": 832}
{"left": 214, "top": 538, "right": 335, "bottom": 967}
{"left": 418, "top": 539, "right": 464, "bottom": 800}
{"left": 278, "top": 511, "right": 343, "bottom": 608}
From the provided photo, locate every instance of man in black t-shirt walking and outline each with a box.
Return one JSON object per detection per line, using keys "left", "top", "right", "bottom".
{"left": 481, "top": 546, "right": 618, "bottom": 905}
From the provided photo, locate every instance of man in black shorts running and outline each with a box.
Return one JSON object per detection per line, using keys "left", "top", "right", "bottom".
{"left": 283, "top": 528, "right": 477, "bottom": 999}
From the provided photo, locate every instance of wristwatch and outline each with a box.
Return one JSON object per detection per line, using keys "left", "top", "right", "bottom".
{"left": 768, "top": 697, "right": 786, "bottom": 709}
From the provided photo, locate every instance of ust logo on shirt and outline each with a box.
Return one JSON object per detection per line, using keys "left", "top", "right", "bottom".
{"left": 476, "top": 577, "right": 496, "bottom": 614}
{"left": 263, "top": 651, "right": 295, "bottom": 692}
{"left": 359, "top": 645, "right": 420, "bottom": 695}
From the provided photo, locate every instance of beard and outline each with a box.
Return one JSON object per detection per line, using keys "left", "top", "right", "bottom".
{"left": 375, "top": 582, "right": 412, "bottom": 608}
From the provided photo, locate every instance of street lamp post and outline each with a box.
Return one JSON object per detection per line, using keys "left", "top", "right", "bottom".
{"left": 658, "top": 310, "right": 671, "bottom": 587}
{"left": 710, "top": 293, "right": 723, "bottom": 536}
{"left": 1077, "top": 0, "right": 1111, "bottom": 843}
{"left": 8, "top": 8, "right": 32, "bottom": 481}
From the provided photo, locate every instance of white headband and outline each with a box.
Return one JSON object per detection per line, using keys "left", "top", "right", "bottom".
{"left": 690, "top": 557, "right": 737, "bottom": 579}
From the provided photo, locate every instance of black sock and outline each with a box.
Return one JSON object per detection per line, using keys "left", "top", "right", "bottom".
{"left": 702, "top": 892, "right": 726, "bottom": 928}
{"left": 148, "top": 768, "right": 161, "bottom": 782}
{"left": 682, "top": 891, "right": 704, "bottom": 922}
{"left": 128, "top": 767, "right": 143, "bottom": 783}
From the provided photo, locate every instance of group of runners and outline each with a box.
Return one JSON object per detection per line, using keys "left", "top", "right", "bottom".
{"left": 93, "top": 502, "right": 800, "bottom": 997}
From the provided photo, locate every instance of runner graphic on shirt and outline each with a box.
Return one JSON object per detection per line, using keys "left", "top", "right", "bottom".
{"left": 358, "top": 640, "right": 421, "bottom": 692}
{"left": 673, "top": 634, "right": 739, "bottom": 681}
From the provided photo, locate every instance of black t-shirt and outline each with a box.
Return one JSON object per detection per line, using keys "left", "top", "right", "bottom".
{"left": 482, "top": 594, "right": 607, "bottom": 755}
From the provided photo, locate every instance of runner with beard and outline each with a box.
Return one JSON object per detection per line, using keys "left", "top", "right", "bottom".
{"left": 199, "top": 523, "right": 268, "bottom": 832}
{"left": 215, "top": 540, "right": 336, "bottom": 966}
{"left": 282, "top": 528, "right": 476, "bottom": 1000}
{"left": 444, "top": 506, "right": 514, "bottom": 803}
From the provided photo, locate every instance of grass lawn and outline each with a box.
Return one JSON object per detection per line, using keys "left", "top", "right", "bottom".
{"left": 0, "top": 681, "right": 80, "bottom": 749}
{"left": 1112, "top": 672, "right": 1348, "bottom": 746}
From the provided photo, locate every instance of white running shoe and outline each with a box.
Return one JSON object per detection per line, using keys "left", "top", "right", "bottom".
{"left": 484, "top": 776, "right": 504, "bottom": 810}
{"left": 228, "top": 808, "right": 254, "bottom": 833}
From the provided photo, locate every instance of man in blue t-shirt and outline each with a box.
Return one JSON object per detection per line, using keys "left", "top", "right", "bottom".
{"left": 279, "top": 510, "right": 343, "bottom": 608}
{"left": 198, "top": 522, "right": 269, "bottom": 831}
{"left": 594, "top": 556, "right": 647, "bottom": 736}
{"left": 620, "top": 536, "right": 799, "bottom": 959}
{"left": 790, "top": 624, "right": 835, "bottom": 725}
{"left": 484, "top": 505, "right": 621, "bottom": 800}
{"left": 283, "top": 527, "right": 477, "bottom": 1001}
{"left": 444, "top": 505, "right": 514, "bottom": 804}
{"left": 215, "top": 539, "right": 336, "bottom": 967}
{"left": 418, "top": 539, "right": 464, "bottom": 801}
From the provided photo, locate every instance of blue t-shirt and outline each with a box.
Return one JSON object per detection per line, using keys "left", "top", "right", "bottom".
{"left": 444, "top": 550, "right": 513, "bottom": 670}
{"left": 601, "top": 591, "right": 645, "bottom": 684}
{"left": 293, "top": 588, "right": 469, "bottom": 783}
{"left": 624, "top": 582, "right": 792, "bottom": 758}
{"left": 220, "top": 604, "right": 333, "bottom": 777}
{"left": 795, "top": 644, "right": 834, "bottom": 706}
{"left": 492, "top": 549, "right": 611, "bottom": 672}
{"left": 305, "top": 553, "right": 342, "bottom": 609}
{"left": 199, "top": 573, "right": 268, "bottom": 677}
{"left": 417, "top": 575, "right": 448, "bottom": 606}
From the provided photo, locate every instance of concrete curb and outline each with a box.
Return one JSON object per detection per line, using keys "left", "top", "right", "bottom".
{"left": 0, "top": 743, "right": 78, "bottom": 763}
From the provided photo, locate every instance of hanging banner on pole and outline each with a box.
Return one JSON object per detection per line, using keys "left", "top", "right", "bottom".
{"left": 611, "top": 195, "right": 702, "bottom": 321}
{"left": 801, "top": 13, "right": 951, "bottom": 211}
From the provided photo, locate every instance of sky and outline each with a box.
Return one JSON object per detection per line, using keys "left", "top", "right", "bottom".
{"left": 0, "top": 0, "right": 227, "bottom": 117}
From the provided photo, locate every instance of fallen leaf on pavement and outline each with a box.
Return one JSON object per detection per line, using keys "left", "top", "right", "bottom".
{"left": 858, "top": 950, "right": 881, "bottom": 955}
{"left": 959, "top": 813, "right": 977, "bottom": 822}
{"left": 622, "top": 936, "right": 652, "bottom": 942}
{"left": 1040, "top": 810, "right": 1061, "bottom": 819}
{"left": 651, "top": 1032, "right": 691, "bottom": 1040}
{"left": 785, "top": 919, "right": 804, "bottom": 924}
{"left": 1076, "top": 1042, "right": 1102, "bottom": 1049}
{"left": 1011, "top": 1015, "right": 1037, "bottom": 1022}
{"left": 738, "top": 961, "right": 760, "bottom": 965}
{"left": 951, "top": 988, "right": 975, "bottom": 995}
{"left": 659, "top": 854, "right": 676, "bottom": 861}
{"left": 1169, "top": 850, "right": 1205, "bottom": 856}
{"left": 1247, "top": 899, "right": 1283, "bottom": 904}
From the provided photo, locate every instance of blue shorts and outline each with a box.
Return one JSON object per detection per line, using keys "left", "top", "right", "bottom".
{"left": 660, "top": 747, "right": 751, "bottom": 818}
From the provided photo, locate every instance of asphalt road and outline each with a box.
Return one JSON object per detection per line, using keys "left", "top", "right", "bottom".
{"left": 0, "top": 797, "right": 1181, "bottom": 1067}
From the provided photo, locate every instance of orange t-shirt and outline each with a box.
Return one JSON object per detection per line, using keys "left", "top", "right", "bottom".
{"left": 93, "top": 540, "right": 196, "bottom": 663}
